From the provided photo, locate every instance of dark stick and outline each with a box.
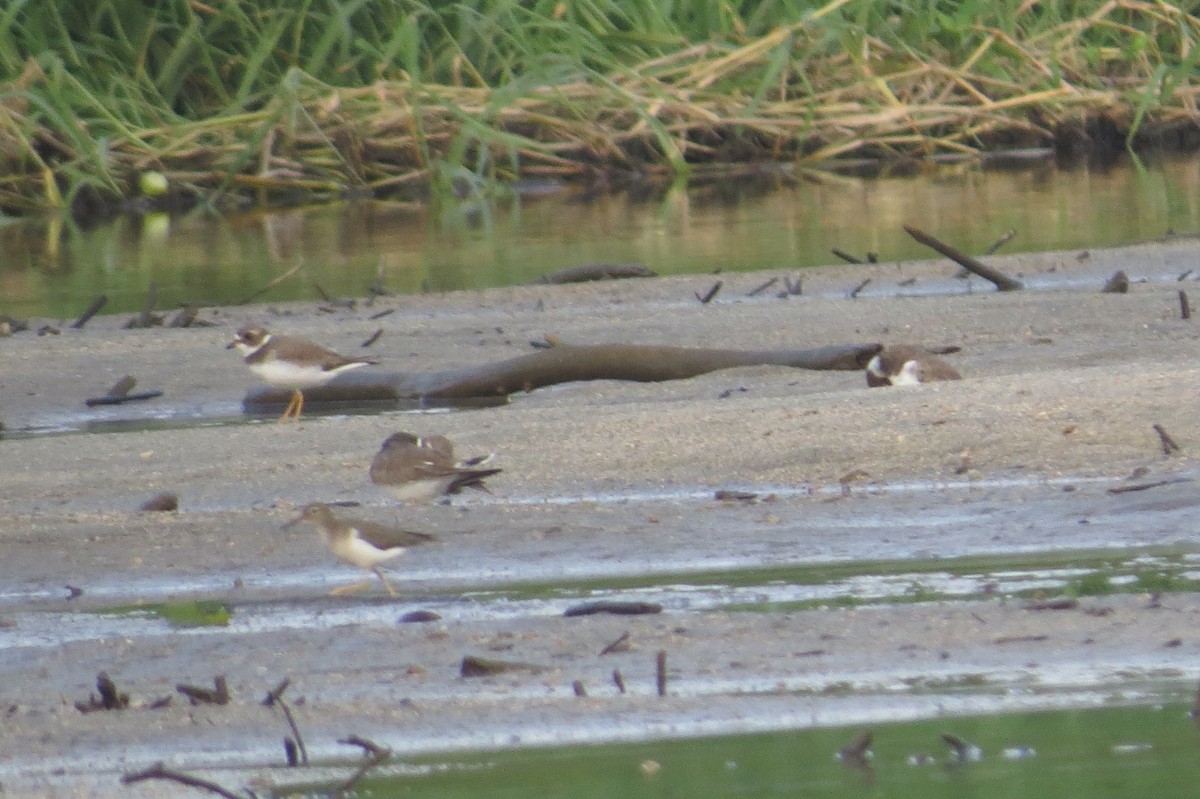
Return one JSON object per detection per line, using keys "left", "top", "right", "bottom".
{"left": 1153, "top": 423, "right": 1181, "bottom": 455}
{"left": 695, "top": 281, "right": 722, "bottom": 304}
{"left": 612, "top": 669, "right": 627, "bottom": 694}
{"left": 572, "top": 680, "right": 588, "bottom": 697}
{"left": 1108, "top": 476, "right": 1192, "bottom": 494}
{"left": 831, "top": 248, "right": 863, "bottom": 265}
{"left": 655, "top": 650, "right": 668, "bottom": 697}
{"left": 338, "top": 736, "right": 392, "bottom": 792}
{"left": 983, "top": 228, "right": 1017, "bottom": 255}
{"left": 904, "top": 225, "right": 1023, "bottom": 291}
{"left": 1180, "top": 290, "right": 1191, "bottom": 320}
{"left": 368, "top": 308, "right": 395, "bottom": 321}
{"left": 71, "top": 295, "right": 108, "bottom": 329}
{"left": 361, "top": 328, "right": 384, "bottom": 348}
{"left": 262, "top": 678, "right": 308, "bottom": 766}
{"left": 339, "top": 734, "right": 391, "bottom": 758}
{"left": 747, "top": 277, "right": 778, "bottom": 296}
{"left": 120, "top": 762, "right": 244, "bottom": 799}
{"left": 848, "top": 278, "right": 871, "bottom": 298}
{"left": 600, "top": 630, "right": 632, "bottom": 655}
{"left": 284, "top": 737, "right": 299, "bottom": 767}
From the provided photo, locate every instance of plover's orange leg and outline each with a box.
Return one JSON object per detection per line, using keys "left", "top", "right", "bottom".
{"left": 278, "top": 389, "right": 304, "bottom": 422}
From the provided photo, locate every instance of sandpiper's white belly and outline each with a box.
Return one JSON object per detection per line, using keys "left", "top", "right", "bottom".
{"left": 325, "top": 529, "right": 405, "bottom": 569}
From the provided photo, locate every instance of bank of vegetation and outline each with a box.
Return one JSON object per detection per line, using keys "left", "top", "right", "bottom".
{"left": 1, "top": 0, "right": 1198, "bottom": 219}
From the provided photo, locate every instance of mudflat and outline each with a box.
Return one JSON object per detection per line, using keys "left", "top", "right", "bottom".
{"left": 2, "top": 238, "right": 1200, "bottom": 796}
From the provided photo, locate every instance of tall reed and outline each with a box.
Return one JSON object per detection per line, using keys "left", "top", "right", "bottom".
{"left": 0, "top": 0, "right": 1197, "bottom": 216}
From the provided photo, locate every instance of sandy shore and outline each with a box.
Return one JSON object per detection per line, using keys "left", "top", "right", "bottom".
{"left": 3, "top": 238, "right": 1200, "bottom": 795}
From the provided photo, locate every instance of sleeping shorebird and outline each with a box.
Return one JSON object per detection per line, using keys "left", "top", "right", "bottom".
{"left": 865, "top": 345, "right": 961, "bottom": 387}
{"left": 369, "top": 432, "right": 502, "bottom": 503}
{"left": 227, "top": 325, "right": 378, "bottom": 421}
{"left": 283, "top": 502, "right": 435, "bottom": 596}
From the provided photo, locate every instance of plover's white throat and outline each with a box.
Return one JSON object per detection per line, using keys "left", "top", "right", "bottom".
{"left": 370, "top": 431, "right": 501, "bottom": 503}
{"left": 866, "top": 345, "right": 961, "bottom": 387}
{"left": 227, "top": 325, "right": 377, "bottom": 421}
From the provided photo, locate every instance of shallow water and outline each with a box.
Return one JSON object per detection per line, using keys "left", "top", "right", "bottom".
{"left": 305, "top": 703, "right": 1200, "bottom": 799}
{"left": 3, "top": 154, "right": 1200, "bottom": 318}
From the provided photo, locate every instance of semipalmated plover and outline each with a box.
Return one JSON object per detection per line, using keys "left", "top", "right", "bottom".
{"left": 284, "top": 502, "right": 434, "bottom": 596}
{"left": 865, "top": 345, "right": 961, "bottom": 387}
{"left": 227, "top": 325, "right": 378, "bottom": 421}
{"left": 369, "top": 432, "right": 502, "bottom": 503}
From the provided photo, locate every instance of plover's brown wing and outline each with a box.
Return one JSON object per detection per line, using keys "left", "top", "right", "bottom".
{"left": 370, "top": 440, "right": 449, "bottom": 484}
{"left": 267, "top": 334, "right": 378, "bottom": 371}
{"left": 443, "top": 466, "right": 503, "bottom": 495}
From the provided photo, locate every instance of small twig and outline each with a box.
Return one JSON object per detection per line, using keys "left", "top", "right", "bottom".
{"left": 746, "top": 277, "right": 778, "bottom": 296}
{"left": 337, "top": 735, "right": 392, "bottom": 793}
{"left": 121, "top": 762, "right": 244, "bottom": 799}
{"left": 176, "top": 675, "right": 229, "bottom": 706}
{"left": 983, "top": 228, "right": 1017, "bottom": 255}
{"left": 168, "top": 305, "right": 199, "bottom": 328}
{"left": 612, "top": 669, "right": 627, "bottom": 694}
{"left": 339, "top": 734, "right": 391, "bottom": 759}
{"left": 367, "top": 308, "right": 395, "bottom": 321}
{"left": 904, "top": 225, "right": 1023, "bottom": 291}
{"left": 1178, "top": 269, "right": 1193, "bottom": 282}
{"left": 655, "top": 650, "right": 668, "bottom": 697}
{"left": 262, "top": 678, "right": 308, "bottom": 766}
{"left": 600, "top": 631, "right": 632, "bottom": 655}
{"left": 71, "top": 295, "right": 108, "bottom": 329}
{"left": 848, "top": 278, "right": 871, "bottom": 299}
{"left": 695, "top": 280, "right": 722, "bottom": 304}
{"left": 572, "top": 680, "right": 588, "bottom": 697}
{"left": 312, "top": 281, "right": 333, "bottom": 302}
{"left": 1153, "top": 424, "right": 1181, "bottom": 456}
{"left": 1180, "top": 290, "right": 1191, "bottom": 320}
{"left": 831, "top": 247, "right": 863, "bottom": 264}
{"left": 361, "top": 328, "right": 384, "bottom": 348}
{"left": 236, "top": 260, "right": 303, "bottom": 305}
{"left": 1108, "top": 477, "right": 1191, "bottom": 495}
{"left": 284, "top": 737, "right": 299, "bottom": 767}
{"left": 75, "top": 672, "right": 129, "bottom": 713}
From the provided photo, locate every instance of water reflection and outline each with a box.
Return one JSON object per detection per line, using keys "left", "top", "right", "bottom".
{"left": 2, "top": 154, "right": 1200, "bottom": 318}
{"left": 291, "top": 703, "right": 1200, "bottom": 799}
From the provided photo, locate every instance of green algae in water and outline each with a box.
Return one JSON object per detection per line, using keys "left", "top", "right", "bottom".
{"left": 99, "top": 600, "right": 231, "bottom": 628}
{"left": 288, "top": 703, "right": 1200, "bottom": 798}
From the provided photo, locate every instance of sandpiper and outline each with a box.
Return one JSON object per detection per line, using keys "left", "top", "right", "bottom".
{"left": 370, "top": 432, "right": 501, "bottom": 503}
{"left": 227, "top": 325, "right": 378, "bottom": 421}
{"left": 284, "top": 502, "right": 434, "bottom": 596}
{"left": 865, "top": 345, "right": 961, "bottom": 387}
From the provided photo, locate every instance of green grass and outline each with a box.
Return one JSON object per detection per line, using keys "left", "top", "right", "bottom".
{"left": 1, "top": 0, "right": 1198, "bottom": 216}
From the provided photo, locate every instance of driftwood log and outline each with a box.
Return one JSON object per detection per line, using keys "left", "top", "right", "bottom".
{"left": 241, "top": 341, "right": 882, "bottom": 414}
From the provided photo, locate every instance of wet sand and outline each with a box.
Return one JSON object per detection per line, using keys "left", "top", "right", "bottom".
{"left": 3, "top": 238, "right": 1200, "bottom": 795}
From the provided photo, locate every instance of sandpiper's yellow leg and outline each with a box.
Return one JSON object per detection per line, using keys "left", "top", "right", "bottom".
{"left": 373, "top": 568, "right": 399, "bottom": 597}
